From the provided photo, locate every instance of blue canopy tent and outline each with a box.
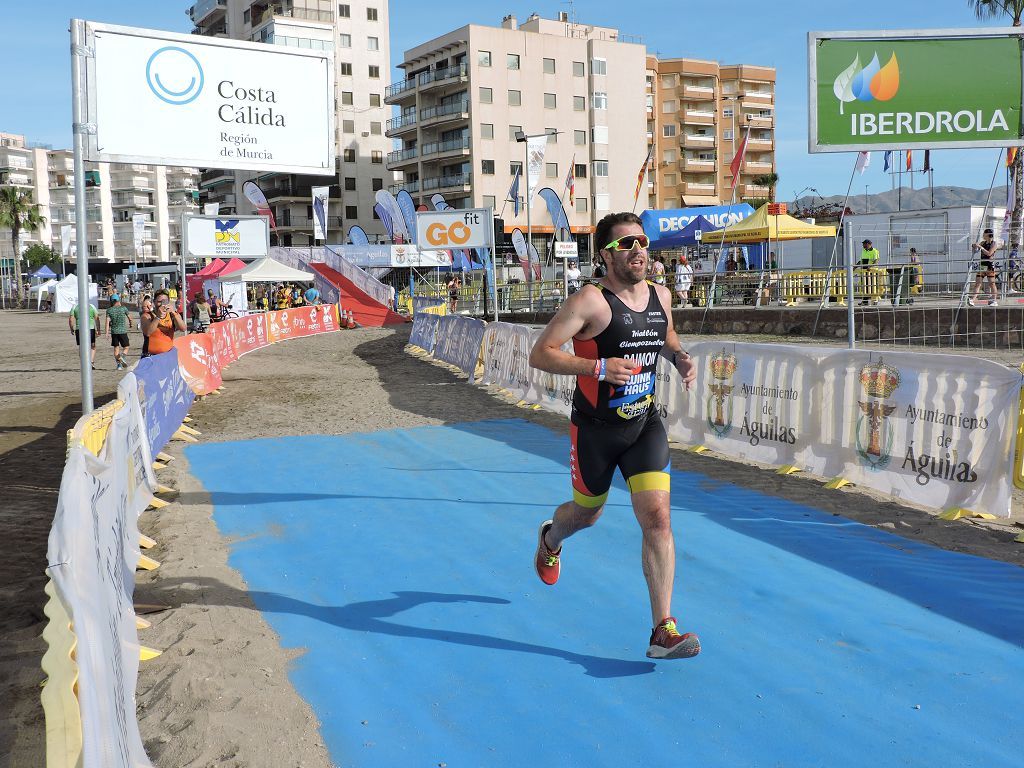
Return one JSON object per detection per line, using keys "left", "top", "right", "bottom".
{"left": 647, "top": 215, "right": 720, "bottom": 250}
{"left": 30, "top": 265, "right": 58, "bottom": 279}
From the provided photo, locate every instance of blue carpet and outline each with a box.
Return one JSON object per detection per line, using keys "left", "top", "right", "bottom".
{"left": 186, "top": 419, "right": 1024, "bottom": 767}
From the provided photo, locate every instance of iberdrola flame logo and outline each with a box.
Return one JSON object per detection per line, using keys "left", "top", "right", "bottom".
{"left": 833, "top": 52, "right": 900, "bottom": 114}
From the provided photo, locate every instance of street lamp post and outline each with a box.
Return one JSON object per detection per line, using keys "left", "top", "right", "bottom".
{"left": 514, "top": 128, "right": 557, "bottom": 312}
{"left": 864, "top": 185, "right": 870, "bottom": 213}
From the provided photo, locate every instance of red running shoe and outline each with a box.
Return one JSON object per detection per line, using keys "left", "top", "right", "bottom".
{"left": 534, "top": 520, "right": 561, "bottom": 585}
{"left": 647, "top": 617, "right": 701, "bottom": 659}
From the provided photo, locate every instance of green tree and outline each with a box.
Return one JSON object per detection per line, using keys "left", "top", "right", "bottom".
{"left": 969, "top": 1, "right": 1024, "bottom": 251}
{"left": 0, "top": 186, "right": 47, "bottom": 304}
{"left": 752, "top": 172, "right": 780, "bottom": 202}
{"left": 23, "top": 243, "right": 61, "bottom": 271}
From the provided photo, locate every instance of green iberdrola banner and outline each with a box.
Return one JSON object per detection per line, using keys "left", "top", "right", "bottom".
{"left": 813, "top": 35, "right": 1022, "bottom": 151}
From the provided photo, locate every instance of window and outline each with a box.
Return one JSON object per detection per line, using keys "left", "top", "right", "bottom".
{"left": 346, "top": 205, "right": 358, "bottom": 219}
{"left": 543, "top": 58, "right": 556, "bottom": 74}
{"left": 508, "top": 89, "right": 521, "bottom": 106}
{"left": 507, "top": 53, "right": 520, "bottom": 70}
{"left": 594, "top": 193, "right": 610, "bottom": 210}
{"left": 371, "top": 150, "right": 383, "bottom": 164}
{"left": 573, "top": 95, "right": 585, "bottom": 111}
{"left": 723, "top": 129, "right": 734, "bottom": 140}
{"left": 510, "top": 161, "right": 523, "bottom": 175}
{"left": 369, "top": 93, "right": 381, "bottom": 107}
{"left": 544, "top": 93, "right": 556, "bottom": 109}
{"left": 546, "top": 162, "right": 558, "bottom": 178}
{"left": 663, "top": 124, "right": 676, "bottom": 137}
{"left": 367, "top": 7, "right": 378, "bottom": 20}
{"left": 368, "top": 37, "right": 379, "bottom": 51}
{"left": 341, "top": 91, "right": 353, "bottom": 105}
{"left": 483, "top": 195, "right": 496, "bottom": 209}
{"left": 723, "top": 108, "right": 733, "bottom": 118}
{"left": 478, "top": 50, "right": 492, "bottom": 67}
{"left": 661, "top": 74, "right": 676, "bottom": 88}
{"left": 664, "top": 173, "right": 677, "bottom": 186}
{"left": 481, "top": 159, "right": 495, "bottom": 175}
{"left": 573, "top": 61, "right": 585, "bottom": 77}
{"left": 344, "top": 177, "right": 356, "bottom": 190}
{"left": 593, "top": 161, "right": 609, "bottom": 177}
{"left": 243, "top": 8, "right": 251, "bottom": 24}
{"left": 480, "top": 123, "right": 494, "bottom": 139}
{"left": 339, "top": 33, "right": 351, "bottom": 47}
{"left": 371, "top": 122, "right": 382, "bottom": 135}
{"left": 479, "top": 86, "right": 493, "bottom": 103}
{"left": 509, "top": 124, "right": 522, "bottom": 140}
{"left": 574, "top": 163, "right": 587, "bottom": 179}
{"left": 545, "top": 128, "right": 557, "bottom": 142}
{"left": 591, "top": 58, "right": 607, "bottom": 75}
{"left": 369, "top": 65, "right": 380, "bottom": 78}
{"left": 339, "top": 62, "right": 352, "bottom": 76}
{"left": 663, "top": 149, "right": 676, "bottom": 163}
{"left": 593, "top": 92, "right": 608, "bottom": 109}
{"left": 591, "top": 126, "right": 608, "bottom": 144}
{"left": 646, "top": 95, "right": 653, "bottom": 110}
{"left": 342, "top": 119, "right": 354, "bottom": 133}
{"left": 344, "top": 149, "right": 356, "bottom": 162}
{"left": 662, "top": 99, "right": 676, "bottom": 114}
{"left": 574, "top": 130, "right": 586, "bottom": 146}
{"left": 575, "top": 197, "right": 588, "bottom": 212}
{"left": 372, "top": 178, "right": 383, "bottom": 191}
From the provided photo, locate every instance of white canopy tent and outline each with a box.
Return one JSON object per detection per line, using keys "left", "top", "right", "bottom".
{"left": 49, "top": 274, "right": 99, "bottom": 313}
{"left": 215, "top": 257, "right": 315, "bottom": 314}
{"left": 30, "top": 279, "right": 58, "bottom": 310}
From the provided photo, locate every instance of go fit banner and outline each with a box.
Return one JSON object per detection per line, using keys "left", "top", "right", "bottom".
{"left": 810, "top": 30, "right": 1024, "bottom": 152}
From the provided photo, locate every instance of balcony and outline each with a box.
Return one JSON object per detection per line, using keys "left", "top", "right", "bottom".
{"left": 266, "top": 185, "right": 315, "bottom": 202}
{"left": 252, "top": 3, "right": 334, "bottom": 27}
{"left": 422, "top": 172, "right": 471, "bottom": 193}
{"left": 748, "top": 135, "right": 774, "bottom": 149}
{"left": 420, "top": 136, "right": 470, "bottom": 162}
{"left": 385, "top": 113, "right": 418, "bottom": 137}
{"left": 681, "top": 85, "right": 715, "bottom": 100}
{"left": 50, "top": 174, "right": 74, "bottom": 189}
{"left": 743, "top": 184, "right": 770, "bottom": 196}
{"left": 385, "top": 77, "right": 417, "bottom": 103}
{"left": 386, "top": 146, "right": 419, "bottom": 168}
{"left": 683, "top": 182, "right": 717, "bottom": 195}
{"left": 0, "top": 172, "right": 32, "bottom": 187}
{"left": 742, "top": 91, "right": 774, "bottom": 105}
{"left": 683, "top": 109, "right": 715, "bottom": 125}
{"left": 0, "top": 154, "right": 31, "bottom": 170}
{"left": 111, "top": 176, "right": 155, "bottom": 191}
{"left": 682, "top": 134, "right": 716, "bottom": 148}
{"left": 389, "top": 180, "right": 420, "bottom": 195}
{"left": 419, "top": 100, "right": 470, "bottom": 128}
{"left": 187, "top": 0, "right": 226, "bottom": 25}
{"left": 200, "top": 168, "right": 233, "bottom": 186}
{"left": 682, "top": 158, "right": 716, "bottom": 172}
{"left": 743, "top": 114, "right": 774, "bottom": 127}
{"left": 417, "top": 63, "right": 469, "bottom": 92}
{"left": 745, "top": 160, "right": 774, "bottom": 172}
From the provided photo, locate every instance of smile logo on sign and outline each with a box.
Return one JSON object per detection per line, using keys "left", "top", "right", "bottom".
{"left": 146, "top": 46, "right": 204, "bottom": 106}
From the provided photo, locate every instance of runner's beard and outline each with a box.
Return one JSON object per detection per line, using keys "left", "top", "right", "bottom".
{"left": 609, "top": 251, "right": 648, "bottom": 285}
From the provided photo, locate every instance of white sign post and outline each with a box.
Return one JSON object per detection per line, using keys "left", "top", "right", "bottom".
{"left": 554, "top": 241, "right": 578, "bottom": 299}
{"left": 416, "top": 208, "right": 498, "bottom": 321}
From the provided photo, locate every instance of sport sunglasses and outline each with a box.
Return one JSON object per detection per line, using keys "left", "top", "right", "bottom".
{"left": 603, "top": 234, "right": 650, "bottom": 252}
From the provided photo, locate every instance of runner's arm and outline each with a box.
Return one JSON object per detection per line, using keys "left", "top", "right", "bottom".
{"left": 529, "top": 287, "right": 635, "bottom": 385}
{"left": 170, "top": 311, "right": 187, "bottom": 332}
{"left": 655, "top": 284, "right": 696, "bottom": 390}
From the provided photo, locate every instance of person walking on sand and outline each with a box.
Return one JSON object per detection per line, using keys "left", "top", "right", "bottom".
{"left": 103, "top": 293, "right": 133, "bottom": 370}
{"left": 969, "top": 229, "right": 999, "bottom": 306}
{"left": 69, "top": 300, "right": 98, "bottom": 369}
{"left": 528, "top": 211, "right": 701, "bottom": 660}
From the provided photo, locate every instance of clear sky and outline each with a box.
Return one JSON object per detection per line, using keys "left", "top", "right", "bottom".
{"left": 4, "top": 0, "right": 1015, "bottom": 201}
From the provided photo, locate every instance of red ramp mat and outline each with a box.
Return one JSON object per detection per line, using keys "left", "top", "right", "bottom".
{"left": 310, "top": 262, "right": 408, "bottom": 327}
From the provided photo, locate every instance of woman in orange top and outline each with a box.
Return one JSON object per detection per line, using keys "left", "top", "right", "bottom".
{"left": 142, "top": 293, "right": 186, "bottom": 355}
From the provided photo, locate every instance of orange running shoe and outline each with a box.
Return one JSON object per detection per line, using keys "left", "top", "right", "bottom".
{"left": 534, "top": 520, "right": 561, "bottom": 585}
{"left": 647, "top": 617, "right": 701, "bottom": 659}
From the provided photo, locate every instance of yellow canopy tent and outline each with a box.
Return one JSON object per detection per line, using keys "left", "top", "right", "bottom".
{"left": 702, "top": 204, "right": 836, "bottom": 243}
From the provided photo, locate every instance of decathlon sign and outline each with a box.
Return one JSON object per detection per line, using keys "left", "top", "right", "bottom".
{"left": 642, "top": 204, "right": 754, "bottom": 235}
{"left": 182, "top": 214, "right": 270, "bottom": 258}
{"left": 80, "top": 20, "right": 335, "bottom": 173}
{"left": 417, "top": 209, "right": 492, "bottom": 249}
{"left": 809, "top": 28, "right": 1024, "bottom": 152}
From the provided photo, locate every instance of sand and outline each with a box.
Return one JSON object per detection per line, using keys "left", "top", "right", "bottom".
{"left": 1, "top": 308, "right": 1022, "bottom": 768}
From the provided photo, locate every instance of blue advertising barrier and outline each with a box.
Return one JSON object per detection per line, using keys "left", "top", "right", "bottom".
{"left": 409, "top": 312, "right": 440, "bottom": 354}
{"left": 131, "top": 349, "right": 195, "bottom": 456}
{"left": 434, "top": 315, "right": 486, "bottom": 381}
{"left": 412, "top": 295, "right": 445, "bottom": 315}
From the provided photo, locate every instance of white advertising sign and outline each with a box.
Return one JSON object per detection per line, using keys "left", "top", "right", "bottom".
{"left": 311, "top": 185, "right": 330, "bottom": 241}
{"left": 60, "top": 224, "right": 72, "bottom": 256}
{"left": 417, "top": 209, "right": 492, "bottom": 250}
{"left": 84, "top": 21, "right": 335, "bottom": 174}
{"left": 183, "top": 214, "right": 270, "bottom": 257}
{"left": 554, "top": 241, "right": 579, "bottom": 260}
{"left": 132, "top": 213, "right": 147, "bottom": 250}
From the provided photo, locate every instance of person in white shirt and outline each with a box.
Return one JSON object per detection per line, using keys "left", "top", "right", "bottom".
{"left": 565, "top": 259, "right": 582, "bottom": 294}
{"left": 675, "top": 255, "right": 693, "bottom": 306}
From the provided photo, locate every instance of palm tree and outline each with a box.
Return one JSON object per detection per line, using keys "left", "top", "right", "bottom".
{"left": 0, "top": 186, "right": 47, "bottom": 305}
{"left": 752, "top": 172, "right": 780, "bottom": 202}
{"left": 969, "top": 2, "right": 1024, "bottom": 253}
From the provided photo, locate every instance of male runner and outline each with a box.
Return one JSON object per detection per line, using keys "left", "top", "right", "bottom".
{"left": 529, "top": 211, "right": 700, "bottom": 659}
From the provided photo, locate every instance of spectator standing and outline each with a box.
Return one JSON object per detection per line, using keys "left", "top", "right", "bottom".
{"left": 104, "top": 293, "right": 133, "bottom": 370}
{"left": 139, "top": 295, "right": 154, "bottom": 358}
{"left": 858, "top": 239, "right": 881, "bottom": 305}
{"left": 304, "top": 284, "right": 322, "bottom": 305}
{"left": 446, "top": 274, "right": 462, "bottom": 313}
{"left": 69, "top": 300, "right": 98, "bottom": 369}
{"left": 142, "top": 292, "right": 186, "bottom": 355}
{"left": 565, "top": 259, "right": 582, "bottom": 294}
{"left": 675, "top": 255, "right": 693, "bottom": 306}
{"left": 191, "top": 292, "right": 212, "bottom": 332}
{"left": 969, "top": 229, "right": 999, "bottom": 306}
{"left": 650, "top": 254, "right": 667, "bottom": 286}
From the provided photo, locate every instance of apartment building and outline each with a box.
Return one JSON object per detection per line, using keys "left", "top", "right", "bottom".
{"left": 0, "top": 132, "right": 199, "bottom": 264}
{"left": 386, "top": 12, "right": 649, "bottom": 259}
{"left": 646, "top": 57, "right": 776, "bottom": 209}
{"left": 188, "top": 0, "right": 393, "bottom": 243}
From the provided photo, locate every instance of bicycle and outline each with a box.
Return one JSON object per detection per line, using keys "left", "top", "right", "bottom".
{"left": 211, "top": 303, "right": 240, "bottom": 322}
